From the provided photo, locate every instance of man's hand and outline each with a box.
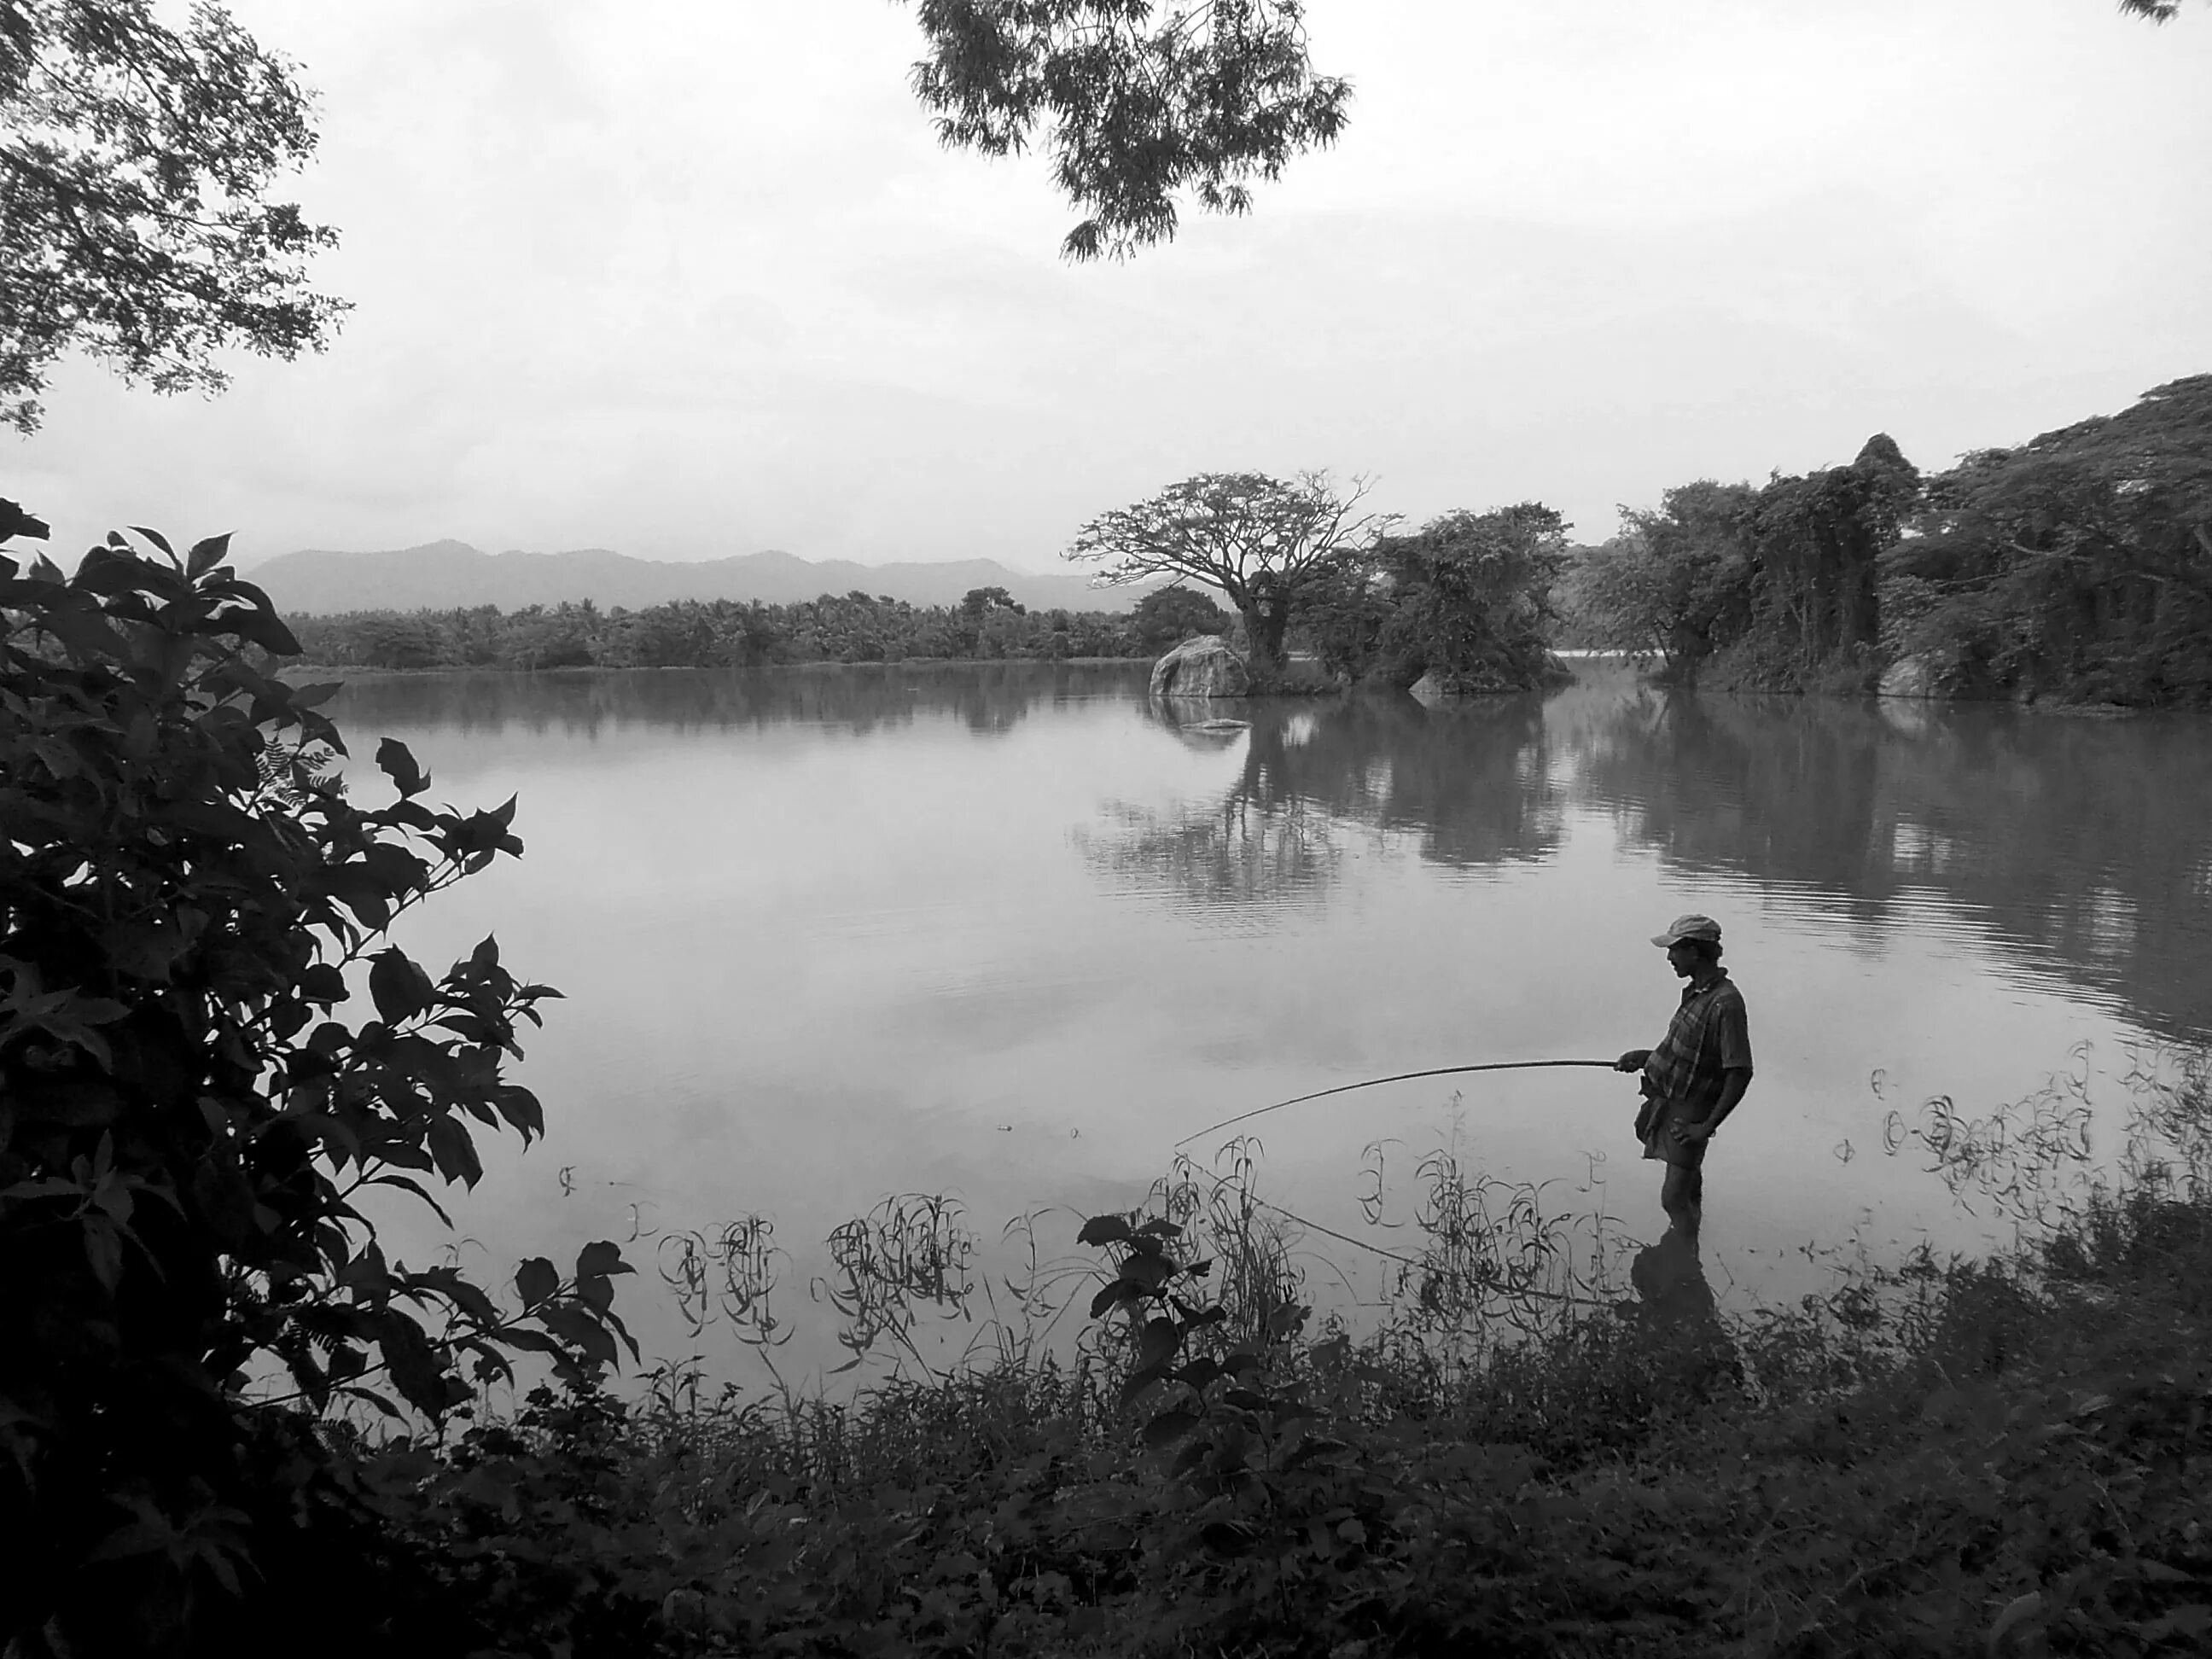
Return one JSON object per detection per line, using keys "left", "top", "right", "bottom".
{"left": 1670, "top": 1118, "right": 1714, "bottom": 1145}
{"left": 1616, "top": 1049, "right": 1651, "bottom": 1073}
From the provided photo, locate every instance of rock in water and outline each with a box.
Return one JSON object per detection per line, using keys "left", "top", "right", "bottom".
{"left": 1150, "top": 635, "right": 1251, "bottom": 699}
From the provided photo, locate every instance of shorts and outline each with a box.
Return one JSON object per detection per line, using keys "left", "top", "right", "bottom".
{"left": 1639, "top": 1096, "right": 1711, "bottom": 1169}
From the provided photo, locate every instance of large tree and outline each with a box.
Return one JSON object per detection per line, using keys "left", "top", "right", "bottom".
{"left": 903, "top": 2, "right": 2192, "bottom": 260}
{"left": 1067, "top": 470, "right": 1387, "bottom": 678}
{"left": 903, "top": 0, "right": 1350, "bottom": 260}
{"left": 0, "top": 0, "right": 346, "bottom": 434}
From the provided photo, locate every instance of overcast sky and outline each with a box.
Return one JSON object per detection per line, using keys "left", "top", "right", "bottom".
{"left": 12, "top": 0, "right": 2211, "bottom": 571}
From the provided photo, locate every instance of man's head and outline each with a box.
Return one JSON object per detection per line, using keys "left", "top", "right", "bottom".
{"left": 1651, "top": 914, "right": 1723, "bottom": 979}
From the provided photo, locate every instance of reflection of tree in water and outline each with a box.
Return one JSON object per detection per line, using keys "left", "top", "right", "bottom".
{"left": 1087, "top": 692, "right": 1566, "bottom": 908}
{"left": 1571, "top": 681, "right": 2212, "bottom": 1040}
{"left": 323, "top": 661, "right": 1151, "bottom": 740}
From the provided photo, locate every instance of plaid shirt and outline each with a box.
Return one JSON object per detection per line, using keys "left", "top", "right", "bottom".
{"left": 1641, "top": 970, "right": 1753, "bottom": 1121}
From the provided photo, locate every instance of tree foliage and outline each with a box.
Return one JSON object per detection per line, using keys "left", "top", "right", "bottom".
{"left": 1068, "top": 471, "right": 1387, "bottom": 678}
{"left": 1302, "top": 504, "right": 1571, "bottom": 693}
{"left": 0, "top": 0, "right": 347, "bottom": 434}
{"left": 1566, "top": 439, "right": 1918, "bottom": 691}
{"left": 1884, "top": 374, "right": 2212, "bottom": 704}
{"left": 1131, "top": 582, "right": 1231, "bottom": 652}
{"left": 0, "top": 505, "right": 632, "bottom": 1650}
{"left": 281, "top": 590, "right": 1152, "bottom": 670}
{"left": 1565, "top": 481, "right": 1760, "bottom": 673}
{"left": 904, "top": 0, "right": 1350, "bottom": 259}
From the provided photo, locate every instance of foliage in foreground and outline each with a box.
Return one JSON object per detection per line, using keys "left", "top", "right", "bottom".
{"left": 349, "top": 1175, "right": 2212, "bottom": 1658}
{"left": 314, "top": 1056, "right": 2212, "bottom": 1657}
{"left": 0, "top": 504, "right": 632, "bottom": 1654}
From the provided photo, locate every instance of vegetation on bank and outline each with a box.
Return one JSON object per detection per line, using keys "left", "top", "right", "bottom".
{"left": 328, "top": 1136, "right": 2212, "bottom": 1659}
{"left": 1557, "top": 376, "right": 2212, "bottom": 707}
{"left": 274, "top": 585, "right": 1231, "bottom": 672}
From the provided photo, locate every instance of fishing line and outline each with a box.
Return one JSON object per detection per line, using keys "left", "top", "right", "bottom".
{"left": 1223, "top": 1189, "right": 1614, "bottom": 1309}
{"left": 1173, "top": 1058, "right": 1620, "bottom": 1150}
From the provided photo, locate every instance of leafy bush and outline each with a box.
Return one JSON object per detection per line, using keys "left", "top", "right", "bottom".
{"left": 0, "top": 505, "right": 632, "bottom": 1653}
{"left": 1298, "top": 504, "right": 1571, "bottom": 692}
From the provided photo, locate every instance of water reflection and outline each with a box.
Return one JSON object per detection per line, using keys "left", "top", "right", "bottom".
{"left": 322, "top": 660, "right": 1152, "bottom": 738}
{"left": 1089, "top": 691, "right": 1567, "bottom": 907}
{"left": 1571, "top": 679, "right": 2212, "bottom": 1039}
{"left": 1621, "top": 1226, "right": 1739, "bottom": 1395}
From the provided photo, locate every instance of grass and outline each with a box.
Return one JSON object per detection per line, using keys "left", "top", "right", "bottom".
{"left": 338, "top": 1049, "right": 2212, "bottom": 1656}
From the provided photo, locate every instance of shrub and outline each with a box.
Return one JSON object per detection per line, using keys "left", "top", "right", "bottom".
{"left": 0, "top": 504, "right": 632, "bottom": 1653}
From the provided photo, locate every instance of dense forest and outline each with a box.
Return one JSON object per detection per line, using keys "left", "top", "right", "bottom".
{"left": 282, "top": 583, "right": 1230, "bottom": 670}
{"left": 1560, "top": 375, "right": 2212, "bottom": 707}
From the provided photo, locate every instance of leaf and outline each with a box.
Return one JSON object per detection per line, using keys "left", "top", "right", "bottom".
{"left": 575, "top": 1239, "right": 630, "bottom": 1281}
{"left": 186, "top": 533, "right": 231, "bottom": 579}
{"left": 368, "top": 949, "right": 434, "bottom": 1024}
{"left": 2134, "top": 1605, "right": 2212, "bottom": 1643}
{"left": 515, "top": 1257, "right": 560, "bottom": 1309}
{"left": 1988, "top": 1591, "right": 2043, "bottom": 1656}
{"left": 1136, "top": 1316, "right": 1179, "bottom": 1371}
{"left": 1173, "top": 1357, "right": 1223, "bottom": 1390}
{"left": 424, "top": 1113, "right": 483, "bottom": 1187}
{"left": 299, "top": 963, "right": 347, "bottom": 1004}
{"left": 1118, "top": 1365, "right": 1166, "bottom": 1408}
{"left": 0, "top": 498, "right": 51, "bottom": 541}
{"left": 83, "top": 1218, "right": 124, "bottom": 1291}
{"left": 1142, "top": 1409, "right": 1202, "bottom": 1448}
{"left": 375, "top": 736, "right": 428, "bottom": 798}
{"left": 1090, "top": 1283, "right": 1131, "bottom": 1319}
{"left": 1077, "top": 1214, "right": 1131, "bottom": 1246}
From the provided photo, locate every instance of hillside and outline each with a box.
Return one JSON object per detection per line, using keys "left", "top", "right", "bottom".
{"left": 245, "top": 541, "right": 1149, "bottom": 616}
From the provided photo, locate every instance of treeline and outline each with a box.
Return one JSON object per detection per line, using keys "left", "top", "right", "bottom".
{"left": 1557, "top": 374, "right": 2212, "bottom": 705}
{"left": 284, "top": 584, "right": 1231, "bottom": 671}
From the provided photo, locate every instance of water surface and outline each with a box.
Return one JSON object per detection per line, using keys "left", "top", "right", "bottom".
{"left": 329, "top": 662, "right": 2212, "bottom": 1381}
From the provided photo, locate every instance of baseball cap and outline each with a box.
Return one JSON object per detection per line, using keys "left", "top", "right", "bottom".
{"left": 1650, "top": 914, "right": 1722, "bottom": 948}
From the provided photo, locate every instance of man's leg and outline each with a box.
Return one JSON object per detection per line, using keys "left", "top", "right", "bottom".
{"left": 1660, "top": 1161, "right": 1703, "bottom": 1242}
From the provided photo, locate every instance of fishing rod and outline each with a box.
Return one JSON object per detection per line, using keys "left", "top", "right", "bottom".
{"left": 1173, "top": 1058, "right": 1619, "bottom": 1150}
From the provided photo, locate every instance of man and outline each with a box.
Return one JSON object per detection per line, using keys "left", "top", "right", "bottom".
{"left": 1615, "top": 914, "right": 1753, "bottom": 1242}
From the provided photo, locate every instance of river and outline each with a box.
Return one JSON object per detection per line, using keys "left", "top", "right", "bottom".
{"left": 325, "top": 660, "right": 2212, "bottom": 1387}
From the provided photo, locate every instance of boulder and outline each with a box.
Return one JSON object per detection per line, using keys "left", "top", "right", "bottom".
{"left": 1878, "top": 655, "right": 1940, "bottom": 699}
{"left": 1150, "top": 634, "right": 1251, "bottom": 699}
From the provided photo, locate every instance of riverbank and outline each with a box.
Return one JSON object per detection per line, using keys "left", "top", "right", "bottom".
{"left": 342, "top": 1062, "right": 2212, "bottom": 1657}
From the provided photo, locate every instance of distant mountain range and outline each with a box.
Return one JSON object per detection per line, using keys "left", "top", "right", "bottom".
{"left": 245, "top": 541, "right": 1150, "bottom": 617}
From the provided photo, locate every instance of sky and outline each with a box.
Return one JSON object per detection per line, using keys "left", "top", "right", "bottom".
{"left": 10, "top": 0, "right": 2211, "bottom": 573}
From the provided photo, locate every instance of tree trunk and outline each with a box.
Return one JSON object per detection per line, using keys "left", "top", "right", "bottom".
{"left": 1240, "top": 577, "right": 1292, "bottom": 681}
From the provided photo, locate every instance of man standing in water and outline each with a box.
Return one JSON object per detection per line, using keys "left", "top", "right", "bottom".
{"left": 1615, "top": 915, "right": 1753, "bottom": 1242}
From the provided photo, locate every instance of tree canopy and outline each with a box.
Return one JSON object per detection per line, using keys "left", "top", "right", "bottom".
{"left": 1299, "top": 504, "right": 1571, "bottom": 693}
{"left": 1883, "top": 373, "right": 2212, "bottom": 703}
{"left": 0, "top": 0, "right": 346, "bottom": 433}
{"left": 903, "top": 0, "right": 1350, "bottom": 260}
{"left": 1066, "top": 470, "right": 1386, "bottom": 675}
{"left": 902, "top": 2, "right": 2192, "bottom": 259}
